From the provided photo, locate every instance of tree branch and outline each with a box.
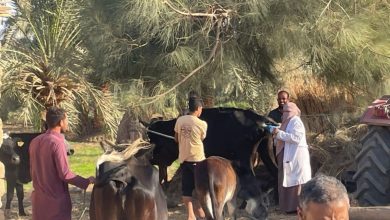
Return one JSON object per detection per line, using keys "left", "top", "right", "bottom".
{"left": 368, "top": 48, "right": 390, "bottom": 59}
{"left": 163, "top": 1, "right": 232, "bottom": 19}
{"left": 140, "top": 20, "right": 222, "bottom": 105}
{"left": 163, "top": 0, "right": 217, "bottom": 18}
{"left": 316, "top": 0, "right": 333, "bottom": 25}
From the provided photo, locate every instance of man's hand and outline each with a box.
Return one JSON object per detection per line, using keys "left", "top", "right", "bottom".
{"left": 265, "top": 125, "right": 278, "bottom": 134}
{"left": 88, "top": 176, "right": 96, "bottom": 184}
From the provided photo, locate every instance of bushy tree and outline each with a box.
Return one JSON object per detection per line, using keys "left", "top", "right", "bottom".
{"left": 80, "top": 0, "right": 278, "bottom": 111}
{"left": 81, "top": 0, "right": 389, "bottom": 110}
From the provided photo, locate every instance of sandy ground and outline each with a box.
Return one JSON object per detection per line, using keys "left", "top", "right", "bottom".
{"left": 0, "top": 185, "right": 295, "bottom": 220}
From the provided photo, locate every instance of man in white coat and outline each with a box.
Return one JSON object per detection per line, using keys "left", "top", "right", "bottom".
{"left": 266, "top": 102, "right": 311, "bottom": 213}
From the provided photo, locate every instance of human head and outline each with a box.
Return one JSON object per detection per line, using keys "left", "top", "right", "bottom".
{"left": 46, "top": 107, "right": 68, "bottom": 132}
{"left": 188, "top": 90, "right": 200, "bottom": 100}
{"left": 282, "top": 102, "right": 301, "bottom": 123}
{"left": 298, "top": 175, "right": 350, "bottom": 220}
{"left": 188, "top": 97, "right": 203, "bottom": 117}
{"left": 277, "top": 90, "right": 289, "bottom": 109}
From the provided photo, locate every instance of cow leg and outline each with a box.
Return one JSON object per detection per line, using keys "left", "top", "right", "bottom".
{"left": 5, "top": 179, "right": 15, "bottom": 210}
{"left": 15, "top": 182, "right": 26, "bottom": 216}
{"left": 89, "top": 187, "right": 96, "bottom": 220}
{"left": 159, "top": 165, "right": 168, "bottom": 185}
{"left": 226, "top": 198, "right": 237, "bottom": 220}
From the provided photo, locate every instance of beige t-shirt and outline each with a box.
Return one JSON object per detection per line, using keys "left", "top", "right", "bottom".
{"left": 174, "top": 115, "right": 207, "bottom": 163}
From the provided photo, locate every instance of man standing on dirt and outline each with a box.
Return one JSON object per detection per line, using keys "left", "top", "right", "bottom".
{"left": 268, "top": 90, "right": 290, "bottom": 205}
{"left": 175, "top": 97, "right": 207, "bottom": 220}
{"left": 298, "top": 175, "right": 349, "bottom": 220}
{"left": 29, "top": 107, "right": 95, "bottom": 220}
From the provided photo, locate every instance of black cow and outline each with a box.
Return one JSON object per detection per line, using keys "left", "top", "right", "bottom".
{"left": 147, "top": 107, "right": 277, "bottom": 204}
{"left": 0, "top": 133, "right": 40, "bottom": 216}
{"left": 90, "top": 140, "right": 168, "bottom": 220}
{"left": 0, "top": 132, "right": 74, "bottom": 216}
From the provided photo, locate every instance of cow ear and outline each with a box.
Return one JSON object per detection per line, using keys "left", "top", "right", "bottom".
{"left": 13, "top": 137, "right": 24, "bottom": 147}
{"left": 17, "top": 141, "right": 24, "bottom": 147}
{"left": 99, "top": 140, "right": 114, "bottom": 153}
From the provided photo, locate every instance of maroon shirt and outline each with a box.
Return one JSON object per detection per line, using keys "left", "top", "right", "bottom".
{"left": 29, "top": 130, "right": 89, "bottom": 220}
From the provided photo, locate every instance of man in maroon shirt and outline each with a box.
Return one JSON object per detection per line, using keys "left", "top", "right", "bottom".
{"left": 29, "top": 107, "right": 95, "bottom": 220}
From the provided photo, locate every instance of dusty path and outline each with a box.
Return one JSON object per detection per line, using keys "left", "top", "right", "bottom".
{"left": 2, "top": 186, "right": 295, "bottom": 220}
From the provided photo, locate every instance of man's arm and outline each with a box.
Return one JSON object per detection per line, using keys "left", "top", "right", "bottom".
{"left": 174, "top": 118, "right": 180, "bottom": 143}
{"left": 174, "top": 132, "right": 179, "bottom": 143}
{"left": 201, "top": 122, "right": 207, "bottom": 140}
{"left": 53, "top": 142, "right": 90, "bottom": 189}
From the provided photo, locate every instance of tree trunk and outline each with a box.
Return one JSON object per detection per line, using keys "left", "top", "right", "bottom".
{"left": 201, "top": 74, "right": 215, "bottom": 108}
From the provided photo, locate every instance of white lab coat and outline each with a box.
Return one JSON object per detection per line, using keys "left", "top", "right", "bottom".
{"left": 276, "top": 116, "right": 311, "bottom": 187}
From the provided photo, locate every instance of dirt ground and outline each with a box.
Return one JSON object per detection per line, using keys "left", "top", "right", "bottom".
{"left": 1, "top": 185, "right": 295, "bottom": 220}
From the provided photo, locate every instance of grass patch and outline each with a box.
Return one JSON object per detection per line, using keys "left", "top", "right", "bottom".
{"left": 23, "top": 142, "right": 101, "bottom": 192}
{"left": 167, "top": 160, "right": 181, "bottom": 180}
{"left": 68, "top": 142, "right": 102, "bottom": 177}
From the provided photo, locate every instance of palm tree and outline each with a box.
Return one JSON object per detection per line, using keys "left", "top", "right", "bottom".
{"left": 0, "top": 0, "right": 120, "bottom": 137}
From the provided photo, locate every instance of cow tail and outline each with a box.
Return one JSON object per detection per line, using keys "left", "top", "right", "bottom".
{"left": 208, "top": 165, "right": 221, "bottom": 220}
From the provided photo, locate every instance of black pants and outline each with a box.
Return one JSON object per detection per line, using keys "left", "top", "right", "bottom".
{"left": 181, "top": 161, "right": 198, "bottom": 197}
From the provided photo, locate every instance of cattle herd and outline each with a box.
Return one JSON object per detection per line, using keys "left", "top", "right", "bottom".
{"left": 0, "top": 107, "right": 278, "bottom": 220}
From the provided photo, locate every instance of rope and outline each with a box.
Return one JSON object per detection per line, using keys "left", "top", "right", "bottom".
{"left": 78, "top": 189, "right": 88, "bottom": 220}
{"left": 146, "top": 129, "right": 175, "bottom": 140}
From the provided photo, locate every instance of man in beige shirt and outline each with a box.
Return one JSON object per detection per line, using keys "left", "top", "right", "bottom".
{"left": 175, "top": 97, "right": 207, "bottom": 220}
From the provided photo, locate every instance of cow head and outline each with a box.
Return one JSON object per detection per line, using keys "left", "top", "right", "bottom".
{"left": 234, "top": 109, "right": 279, "bottom": 135}
{"left": 96, "top": 139, "right": 152, "bottom": 184}
{"left": 232, "top": 110, "right": 277, "bottom": 174}
{"left": 0, "top": 135, "right": 22, "bottom": 166}
{"left": 238, "top": 174, "right": 268, "bottom": 220}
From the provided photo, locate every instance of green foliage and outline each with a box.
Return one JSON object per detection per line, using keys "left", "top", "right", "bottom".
{"left": 80, "top": 0, "right": 277, "bottom": 110}
{"left": 112, "top": 79, "right": 180, "bottom": 119}
{"left": 265, "top": 0, "right": 390, "bottom": 90}
{"left": 0, "top": 0, "right": 120, "bottom": 137}
{"left": 3, "top": 0, "right": 388, "bottom": 124}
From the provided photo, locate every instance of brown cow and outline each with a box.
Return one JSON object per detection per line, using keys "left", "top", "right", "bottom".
{"left": 195, "top": 156, "right": 268, "bottom": 220}
{"left": 90, "top": 139, "right": 168, "bottom": 220}
{"left": 195, "top": 156, "right": 237, "bottom": 220}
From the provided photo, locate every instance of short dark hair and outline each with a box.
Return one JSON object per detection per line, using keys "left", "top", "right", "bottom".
{"left": 278, "top": 90, "right": 290, "bottom": 98}
{"left": 299, "top": 175, "right": 349, "bottom": 209}
{"left": 188, "top": 90, "right": 200, "bottom": 100}
{"left": 188, "top": 97, "right": 203, "bottom": 112}
{"left": 46, "top": 107, "right": 66, "bottom": 129}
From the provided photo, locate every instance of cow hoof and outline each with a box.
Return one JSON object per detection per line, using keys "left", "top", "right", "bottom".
{"left": 4, "top": 209, "right": 11, "bottom": 218}
{"left": 19, "top": 212, "right": 28, "bottom": 216}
